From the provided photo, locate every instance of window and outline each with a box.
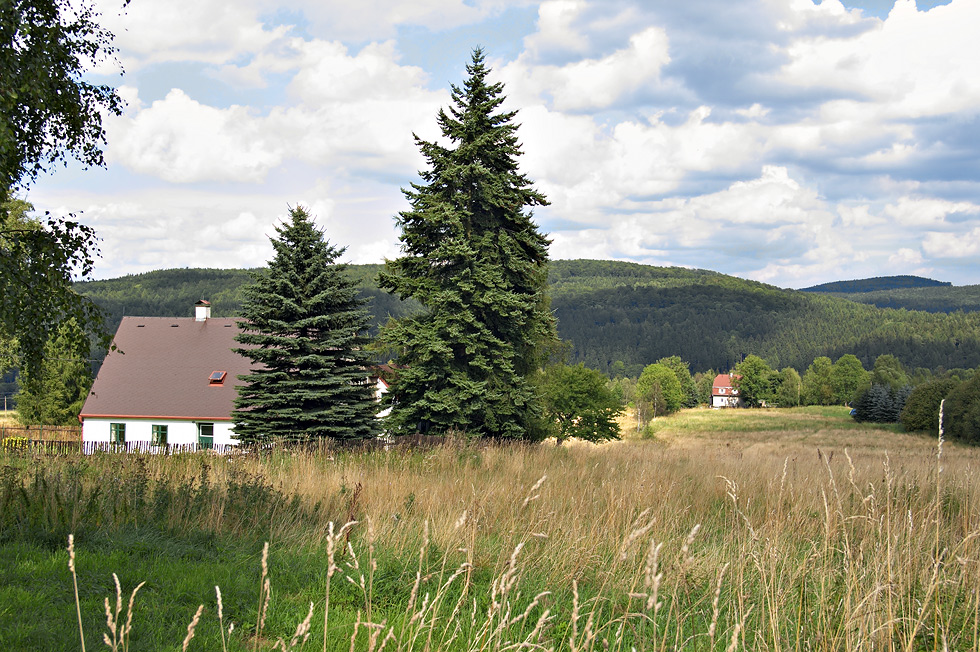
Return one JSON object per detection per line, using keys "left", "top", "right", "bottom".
{"left": 110, "top": 423, "right": 126, "bottom": 445}
{"left": 209, "top": 371, "right": 227, "bottom": 385}
{"left": 151, "top": 425, "right": 168, "bottom": 446}
{"left": 198, "top": 422, "right": 214, "bottom": 450}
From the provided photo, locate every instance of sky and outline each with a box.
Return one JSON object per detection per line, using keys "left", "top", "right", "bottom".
{"left": 27, "top": 0, "right": 980, "bottom": 288}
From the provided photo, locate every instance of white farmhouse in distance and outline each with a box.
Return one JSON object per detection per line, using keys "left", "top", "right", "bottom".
{"left": 79, "top": 301, "right": 248, "bottom": 450}
{"left": 711, "top": 373, "right": 743, "bottom": 408}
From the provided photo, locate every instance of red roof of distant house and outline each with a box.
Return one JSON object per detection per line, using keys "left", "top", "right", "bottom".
{"left": 712, "top": 373, "right": 739, "bottom": 396}
{"left": 80, "top": 317, "right": 253, "bottom": 421}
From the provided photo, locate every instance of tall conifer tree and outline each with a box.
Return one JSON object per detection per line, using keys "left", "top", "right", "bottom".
{"left": 15, "top": 318, "right": 92, "bottom": 426}
{"left": 234, "top": 207, "right": 377, "bottom": 442}
{"left": 378, "top": 49, "right": 557, "bottom": 440}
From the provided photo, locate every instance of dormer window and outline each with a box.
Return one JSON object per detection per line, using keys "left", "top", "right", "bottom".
{"left": 209, "top": 370, "right": 227, "bottom": 385}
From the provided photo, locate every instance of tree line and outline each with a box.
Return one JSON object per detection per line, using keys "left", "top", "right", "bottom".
{"left": 69, "top": 261, "right": 980, "bottom": 381}
{"left": 3, "top": 3, "right": 976, "bottom": 445}
{"left": 607, "top": 350, "right": 979, "bottom": 444}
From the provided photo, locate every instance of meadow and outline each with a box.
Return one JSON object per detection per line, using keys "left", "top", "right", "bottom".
{"left": 1, "top": 406, "right": 978, "bottom": 651}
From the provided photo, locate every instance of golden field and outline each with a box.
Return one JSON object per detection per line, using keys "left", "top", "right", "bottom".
{"left": 2, "top": 406, "right": 978, "bottom": 651}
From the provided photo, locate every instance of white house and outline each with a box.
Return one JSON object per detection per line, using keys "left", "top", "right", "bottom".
{"left": 711, "top": 373, "right": 743, "bottom": 408}
{"left": 80, "top": 301, "right": 248, "bottom": 450}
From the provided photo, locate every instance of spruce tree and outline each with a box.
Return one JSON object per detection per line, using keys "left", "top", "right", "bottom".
{"left": 378, "top": 49, "right": 557, "bottom": 440}
{"left": 233, "top": 206, "right": 377, "bottom": 442}
{"left": 15, "top": 318, "right": 92, "bottom": 426}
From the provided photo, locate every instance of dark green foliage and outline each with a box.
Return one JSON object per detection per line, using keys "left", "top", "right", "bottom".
{"left": 694, "top": 370, "right": 716, "bottom": 406}
{"left": 76, "top": 260, "right": 980, "bottom": 381}
{"left": 233, "top": 207, "right": 377, "bottom": 442}
{"left": 636, "top": 362, "right": 683, "bottom": 419}
{"left": 852, "top": 384, "right": 911, "bottom": 423}
{"left": 830, "top": 354, "right": 870, "bottom": 405}
{"left": 547, "top": 261, "right": 980, "bottom": 376}
{"left": 540, "top": 363, "right": 622, "bottom": 445}
{"left": 76, "top": 265, "right": 419, "bottom": 352}
{"left": 734, "top": 355, "right": 776, "bottom": 407}
{"left": 820, "top": 284, "right": 980, "bottom": 314}
{"left": 776, "top": 367, "right": 802, "bottom": 407}
{"left": 657, "top": 355, "right": 698, "bottom": 408}
{"left": 802, "top": 357, "right": 834, "bottom": 406}
{"left": 901, "top": 378, "right": 959, "bottom": 434}
{"left": 377, "top": 50, "right": 556, "bottom": 440}
{"left": 15, "top": 318, "right": 92, "bottom": 425}
{"left": 871, "top": 354, "right": 909, "bottom": 392}
{"left": 941, "top": 373, "right": 980, "bottom": 444}
{"left": 0, "top": 0, "right": 123, "bottom": 189}
{"left": 1, "top": 0, "right": 122, "bottom": 391}
{"left": 1, "top": 198, "right": 108, "bottom": 392}
{"left": 801, "top": 276, "right": 950, "bottom": 293}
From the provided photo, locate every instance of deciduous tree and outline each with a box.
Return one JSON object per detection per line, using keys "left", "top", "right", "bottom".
{"left": 234, "top": 207, "right": 377, "bottom": 442}
{"left": 378, "top": 49, "right": 557, "bottom": 440}
{"left": 802, "top": 356, "right": 834, "bottom": 405}
{"left": 940, "top": 373, "right": 980, "bottom": 445}
{"left": 540, "top": 363, "right": 622, "bottom": 445}
{"left": 637, "top": 362, "right": 683, "bottom": 419}
{"left": 871, "top": 354, "right": 909, "bottom": 392}
{"left": 901, "top": 378, "right": 958, "bottom": 434}
{"left": 830, "top": 354, "right": 870, "bottom": 405}
{"left": 1, "top": 0, "right": 123, "bottom": 387}
{"left": 776, "top": 367, "right": 802, "bottom": 407}
{"left": 656, "top": 355, "right": 698, "bottom": 408}
{"left": 734, "top": 355, "right": 776, "bottom": 407}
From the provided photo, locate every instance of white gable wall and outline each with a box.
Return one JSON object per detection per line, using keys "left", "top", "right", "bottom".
{"left": 82, "top": 417, "right": 238, "bottom": 447}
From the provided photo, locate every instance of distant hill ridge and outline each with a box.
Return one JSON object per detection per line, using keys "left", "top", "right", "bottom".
{"left": 76, "top": 261, "right": 980, "bottom": 376}
{"left": 801, "top": 275, "right": 951, "bottom": 293}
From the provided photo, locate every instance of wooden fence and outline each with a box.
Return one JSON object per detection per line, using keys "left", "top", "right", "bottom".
{"left": 0, "top": 432, "right": 483, "bottom": 457}
{"left": 0, "top": 424, "right": 81, "bottom": 442}
{"left": 0, "top": 438, "right": 239, "bottom": 455}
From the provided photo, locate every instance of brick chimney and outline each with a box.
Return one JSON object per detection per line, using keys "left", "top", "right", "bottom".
{"left": 195, "top": 299, "right": 211, "bottom": 321}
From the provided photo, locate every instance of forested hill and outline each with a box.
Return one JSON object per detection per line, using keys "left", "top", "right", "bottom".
{"left": 799, "top": 275, "right": 980, "bottom": 314}
{"left": 76, "top": 261, "right": 980, "bottom": 377}
{"left": 801, "top": 275, "right": 950, "bottom": 293}
{"left": 75, "top": 265, "right": 416, "bottom": 334}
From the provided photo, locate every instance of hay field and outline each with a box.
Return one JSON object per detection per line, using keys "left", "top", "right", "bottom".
{"left": 2, "top": 406, "right": 978, "bottom": 651}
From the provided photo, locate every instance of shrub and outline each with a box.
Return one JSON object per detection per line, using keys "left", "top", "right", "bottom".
{"left": 941, "top": 373, "right": 980, "bottom": 444}
{"left": 901, "top": 378, "right": 959, "bottom": 434}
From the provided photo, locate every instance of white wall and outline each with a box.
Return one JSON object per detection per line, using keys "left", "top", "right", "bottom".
{"left": 82, "top": 417, "right": 238, "bottom": 447}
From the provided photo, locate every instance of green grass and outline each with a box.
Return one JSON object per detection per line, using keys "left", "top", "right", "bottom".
{"left": 644, "top": 405, "right": 905, "bottom": 440}
{"left": 1, "top": 409, "right": 978, "bottom": 651}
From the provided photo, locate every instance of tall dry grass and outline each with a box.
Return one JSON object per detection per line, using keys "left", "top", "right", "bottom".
{"left": 8, "top": 407, "right": 980, "bottom": 650}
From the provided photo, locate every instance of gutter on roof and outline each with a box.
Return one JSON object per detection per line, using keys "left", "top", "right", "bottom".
{"left": 80, "top": 413, "right": 233, "bottom": 421}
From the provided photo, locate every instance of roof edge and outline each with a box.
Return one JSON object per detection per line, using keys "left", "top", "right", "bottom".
{"left": 80, "top": 414, "right": 234, "bottom": 422}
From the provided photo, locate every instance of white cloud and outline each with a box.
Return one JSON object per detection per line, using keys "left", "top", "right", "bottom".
{"left": 94, "top": 0, "right": 288, "bottom": 71}
{"left": 923, "top": 228, "right": 980, "bottom": 258}
{"left": 501, "top": 25, "right": 670, "bottom": 111}
{"left": 765, "top": 0, "right": 866, "bottom": 31}
{"left": 286, "top": 0, "right": 511, "bottom": 42}
{"left": 838, "top": 204, "right": 884, "bottom": 227}
{"left": 883, "top": 196, "right": 980, "bottom": 226}
{"left": 550, "top": 167, "right": 840, "bottom": 267}
{"left": 106, "top": 89, "right": 282, "bottom": 183}
{"left": 521, "top": 0, "right": 591, "bottom": 59}
{"left": 34, "top": 180, "right": 406, "bottom": 279}
{"left": 105, "top": 40, "right": 449, "bottom": 184}
{"left": 888, "top": 247, "right": 923, "bottom": 266}
{"left": 35, "top": 0, "right": 980, "bottom": 290}
{"left": 773, "top": 0, "right": 980, "bottom": 119}
{"left": 287, "top": 40, "right": 430, "bottom": 104}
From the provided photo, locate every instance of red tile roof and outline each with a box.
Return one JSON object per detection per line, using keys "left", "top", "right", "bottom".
{"left": 712, "top": 373, "right": 736, "bottom": 396}
{"left": 80, "top": 317, "right": 253, "bottom": 421}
